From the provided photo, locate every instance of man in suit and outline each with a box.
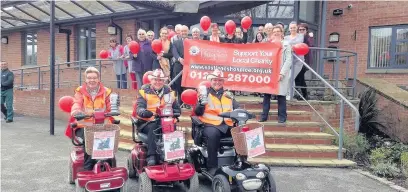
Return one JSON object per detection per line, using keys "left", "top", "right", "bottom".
{"left": 171, "top": 25, "right": 189, "bottom": 107}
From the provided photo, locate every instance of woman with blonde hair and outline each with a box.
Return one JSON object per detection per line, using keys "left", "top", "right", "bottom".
{"left": 152, "top": 27, "right": 173, "bottom": 77}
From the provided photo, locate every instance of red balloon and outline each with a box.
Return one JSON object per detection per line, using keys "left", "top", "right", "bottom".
{"left": 128, "top": 41, "right": 140, "bottom": 54}
{"left": 200, "top": 16, "right": 211, "bottom": 31}
{"left": 181, "top": 89, "right": 198, "bottom": 106}
{"left": 143, "top": 71, "right": 153, "bottom": 84}
{"left": 198, "top": 81, "right": 211, "bottom": 88}
{"left": 151, "top": 39, "right": 163, "bottom": 54}
{"left": 99, "top": 50, "right": 109, "bottom": 59}
{"left": 241, "top": 16, "right": 252, "bottom": 30}
{"left": 225, "top": 20, "right": 236, "bottom": 35}
{"left": 168, "top": 31, "right": 176, "bottom": 40}
{"left": 59, "top": 96, "right": 74, "bottom": 113}
{"left": 293, "top": 43, "right": 310, "bottom": 56}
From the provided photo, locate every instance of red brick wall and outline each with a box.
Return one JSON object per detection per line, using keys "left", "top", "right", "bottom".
{"left": 1, "top": 32, "right": 23, "bottom": 69}
{"left": 326, "top": 1, "right": 408, "bottom": 85}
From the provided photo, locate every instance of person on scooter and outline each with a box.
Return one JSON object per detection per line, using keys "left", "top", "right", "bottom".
{"left": 70, "top": 66, "right": 113, "bottom": 171}
{"left": 194, "top": 69, "right": 240, "bottom": 174}
{"left": 135, "top": 69, "right": 181, "bottom": 166}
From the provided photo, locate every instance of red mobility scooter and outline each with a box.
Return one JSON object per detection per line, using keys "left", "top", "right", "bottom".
{"left": 67, "top": 93, "right": 128, "bottom": 192}
{"left": 127, "top": 105, "right": 199, "bottom": 191}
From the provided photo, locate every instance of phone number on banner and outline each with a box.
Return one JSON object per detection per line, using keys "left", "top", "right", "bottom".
{"left": 189, "top": 71, "right": 271, "bottom": 84}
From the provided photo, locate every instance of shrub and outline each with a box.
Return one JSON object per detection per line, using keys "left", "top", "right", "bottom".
{"left": 370, "top": 162, "right": 401, "bottom": 178}
{"left": 401, "top": 152, "right": 408, "bottom": 177}
{"left": 358, "top": 88, "right": 388, "bottom": 138}
{"left": 370, "top": 147, "right": 392, "bottom": 166}
{"left": 334, "top": 133, "right": 370, "bottom": 163}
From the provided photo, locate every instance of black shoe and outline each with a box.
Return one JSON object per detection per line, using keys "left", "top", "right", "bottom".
{"left": 6, "top": 119, "right": 13, "bottom": 123}
{"left": 278, "top": 119, "right": 286, "bottom": 124}
{"left": 147, "top": 156, "right": 156, "bottom": 166}
{"left": 258, "top": 118, "right": 267, "bottom": 122}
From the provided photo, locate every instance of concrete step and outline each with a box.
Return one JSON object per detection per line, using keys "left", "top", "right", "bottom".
{"left": 119, "top": 107, "right": 313, "bottom": 121}
{"left": 118, "top": 141, "right": 344, "bottom": 159}
{"left": 115, "top": 116, "right": 323, "bottom": 133}
{"left": 119, "top": 129, "right": 335, "bottom": 145}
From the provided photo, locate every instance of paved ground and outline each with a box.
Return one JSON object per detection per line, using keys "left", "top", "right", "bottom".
{"left": 1, "top": 116, "right": 399, "bottom": 192}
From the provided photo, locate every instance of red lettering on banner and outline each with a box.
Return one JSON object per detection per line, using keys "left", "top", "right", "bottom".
{"left": 182, "top": 40, "right": 282, "bottom": 94}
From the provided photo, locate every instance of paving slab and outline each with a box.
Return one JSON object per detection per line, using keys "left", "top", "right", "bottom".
{"left": 1, "top": 116, "right": 399, "bottom": 192}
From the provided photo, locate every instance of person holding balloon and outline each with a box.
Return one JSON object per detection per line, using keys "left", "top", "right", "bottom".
{"left": 123, "top": 34, "right": 138, "bottom": 90}
{"left": 259, "top": 26, "right": 293, "bottom": 123}
{"left": 133, "top": 29, "right": 154, "bottom": 89}
{"left": 193, "top": 69, "right": 240, "bottom": 175}
{"left": 135, "top": 69, "right": 181, "bottom": 166}
{"left": 108, "top": 37, "right": 127, "bottom": 89}
{"left": 152, "top": 27, "right": 173, "bottom": 77}
{"left": 70, "top": 66, "right": 115, "bottom": 170}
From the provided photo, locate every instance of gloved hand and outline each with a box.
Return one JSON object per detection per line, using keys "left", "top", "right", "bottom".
{"left": 140, "top": 110, "right": 154, "bottom": 118}
{"left": 198, "top": 95, "right": 207, "bottom": 105}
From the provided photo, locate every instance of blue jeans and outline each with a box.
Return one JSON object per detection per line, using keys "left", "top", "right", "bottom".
{"left": 116, "top": 74, "right": 127, "bottom": 89}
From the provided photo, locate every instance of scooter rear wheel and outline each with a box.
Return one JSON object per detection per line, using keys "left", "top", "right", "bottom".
{"left": 138, "top": 172, "right": 152, "bottom": 192}
{"left": 212, "top": 174, "right": 231, "bottom": 192}
{"left": 184, "top": 173, "right": 199, "bottom": 192}
{"left": 127, "top": 154, "right": 137, "bottom": 178}
{"left": 68, "top": 158, "right": 75, "bottom": 184}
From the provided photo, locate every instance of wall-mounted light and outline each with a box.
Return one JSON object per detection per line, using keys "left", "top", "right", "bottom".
{"left": 107, "top": 25, "right": 117, "bottom": 35}
{"left": 1, "top": 36, "right": 8, "bottom": 44}
{"left": 329, "top": 32, "right": 340, "bottom": 43}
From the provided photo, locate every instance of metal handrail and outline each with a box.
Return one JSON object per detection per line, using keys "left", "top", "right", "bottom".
{"left": 291, "top": 53, "right": 360, "bottom": 160}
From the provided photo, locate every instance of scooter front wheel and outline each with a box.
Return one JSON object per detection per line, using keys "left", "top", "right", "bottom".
{"left": 212, "top": 174, "right": 231, "bottom": 192}
{"left": 185, "top": 172, "right": 199, "bottom": 192}
{"left": 260, "top": 172, "right": 277, "bottom": 192}
{"left": 138, "top": 172, "right": 152, "bottom": 192}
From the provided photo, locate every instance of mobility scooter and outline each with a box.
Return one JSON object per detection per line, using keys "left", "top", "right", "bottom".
{"left": 127, "top": 105, "right": 199, "bottom": 192}
{"left": 189, "top": 108, "right": 277, "bottom": 192}
{"left": 68, "top": 93, "right": 128, "bottom": 192}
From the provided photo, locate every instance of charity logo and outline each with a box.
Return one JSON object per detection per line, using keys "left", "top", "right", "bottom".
{"left": 189, "top": 46, "right": 200, "bottom": 56}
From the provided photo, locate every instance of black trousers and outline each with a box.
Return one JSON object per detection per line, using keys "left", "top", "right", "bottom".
{"left": 76, "top": 129, "right": 113, "bottom": 171}
{"left": 140, "top": 122, "right": 159, "bottom": 157}
{"left": 295, "top": 67, "right": 308, "bottom": 99}
{"left": 203, "top": 127, "right": 231, "bottom": 168}
{"left": 261, "top": 94, "right": 287, "bottom": 122}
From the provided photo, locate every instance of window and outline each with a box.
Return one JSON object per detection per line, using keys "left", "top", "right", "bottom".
{"left": 77, "top": 25, "right": 96, "bottom": 64}
{"left": 369, "top": 25, "right": 408, "bottom": 69}
{"left": 24, "top": 32, "right": 37, "bottom": 66}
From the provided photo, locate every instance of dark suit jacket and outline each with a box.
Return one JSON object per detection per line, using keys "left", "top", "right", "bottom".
{"left": 171, "top": 38, "right": 185, "bottom": 83}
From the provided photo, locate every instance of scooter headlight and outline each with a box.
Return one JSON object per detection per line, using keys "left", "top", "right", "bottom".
{"left": 256, "top": 172, "right": 265, "bottom": 179}
{"left": 236, "top": 173, "right": 247, "bottom": 180}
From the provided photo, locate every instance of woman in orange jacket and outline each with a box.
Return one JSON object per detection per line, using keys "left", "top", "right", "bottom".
{"left": 70, "top": 66, "right": 113, "bottom": 171}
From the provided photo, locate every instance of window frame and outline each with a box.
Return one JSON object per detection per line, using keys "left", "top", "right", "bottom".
{"left": 368, "top": 25, "right": 408, "bottom": 69}
{"left": 22, "top": 31, "right": 38, "bottom": 66}
{"left": 75, "top": 24, "right": 96, "bottom": 65}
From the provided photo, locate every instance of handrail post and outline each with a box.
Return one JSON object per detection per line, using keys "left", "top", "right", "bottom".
{"left": 352, "top": 53, "right": 358, "bottom": 99}
{"left": 99, "top": 60, "right": 102, "bottom": 81}
{"left": 79, "top": 61, "right": 82, "bottom": 85}
{"left": 57, "top": 64, "right": 60, "bottom": 88}
{"left": 334, "top": 50, "right": 340, "bottom": 89}
{"left": 338, "top": 99, "right": 345, "bottom": 160}
{"left": 37, "top": 67, "right": 41, "bottom": 89}
{"left": 345, "top": 57, "right": 350, "bottom": 82}
{"left": 20, "top": 69, "right": 23, "bottom": 88}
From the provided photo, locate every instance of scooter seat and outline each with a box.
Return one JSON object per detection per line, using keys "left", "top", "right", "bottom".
{"left": 138, "top": 133, "right": 148, "bottom": 144}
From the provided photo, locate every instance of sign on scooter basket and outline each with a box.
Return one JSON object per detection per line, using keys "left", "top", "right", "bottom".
{"left": 163, "top": 131, "right": 186, "bottom": 161}
{"left": 244, "top": 127, "right": 266, "bottom": 158}
{"left": 92, "top": 131, "right": 116, "bottom": 159}
{"left": 231, "top": 123, "right": 266, "bottom": 158}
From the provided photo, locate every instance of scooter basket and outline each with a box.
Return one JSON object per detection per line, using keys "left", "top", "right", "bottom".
{"left": 84, "top": 124, "right": 120, "bottom": 155}
{"left": 231, "top": 123, "right": 265, "bottom": 156}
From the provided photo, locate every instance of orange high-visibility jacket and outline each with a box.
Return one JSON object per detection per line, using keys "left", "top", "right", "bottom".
{"left": 198, "top": 93, "right": 233, "bottom": 126}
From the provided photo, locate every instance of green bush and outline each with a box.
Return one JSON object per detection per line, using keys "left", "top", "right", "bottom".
{"left": 370, "top": 147, "right": 392, "bottom": 166}
{"left": 401, "top": 152, "right": 408, "bottom": 177}
{"left": 370, "top": 162, "right": 401, "bottom": 178}
{"left": 336, "top": 133, "right": 370, "bottom": 162}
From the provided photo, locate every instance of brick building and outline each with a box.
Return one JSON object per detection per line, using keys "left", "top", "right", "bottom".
{"left": 1, "top": 1, "right": 407, "bottom": 88}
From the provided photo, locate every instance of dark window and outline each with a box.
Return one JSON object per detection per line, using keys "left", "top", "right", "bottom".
{"left": 77, "top": 25, "right": 96, "bottom": 64}
{"left": 24, "top": 32, "right": 37, "bottom": 66}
